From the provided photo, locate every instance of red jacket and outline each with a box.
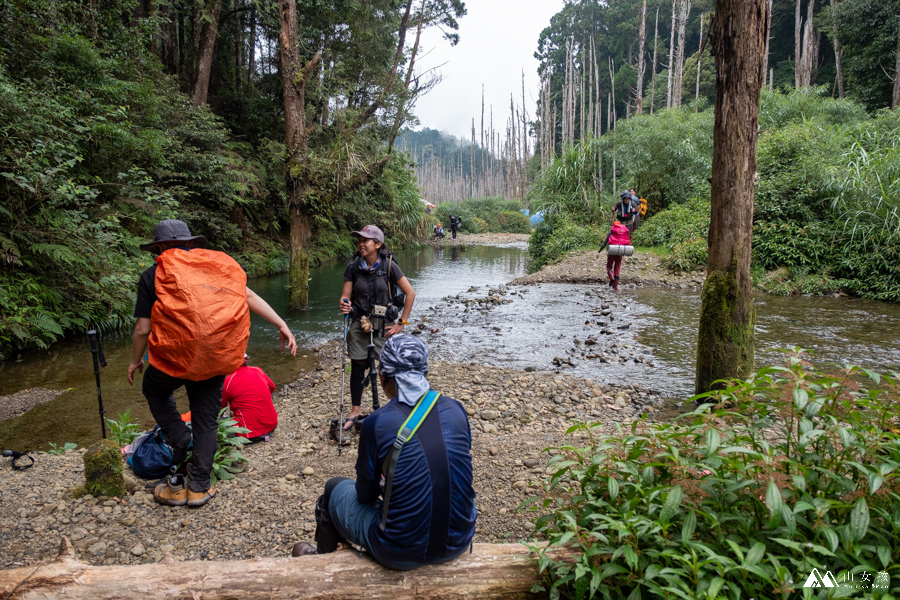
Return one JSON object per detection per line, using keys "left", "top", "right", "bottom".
{"left": 609, "top": 222, "right": 631, "bottom": 246}
{"left": 222, "top": 366, "right": 277, "bottom": 438}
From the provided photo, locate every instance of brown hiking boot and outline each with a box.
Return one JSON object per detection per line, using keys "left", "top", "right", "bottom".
{"left": 292, "top": 542, "right": 318, "bottom": 557}
{"left": 154, "top": 475, "right": 187, "bottom": 507}
{"left": 187, "top": 486, "right": 216, "bottom": 508}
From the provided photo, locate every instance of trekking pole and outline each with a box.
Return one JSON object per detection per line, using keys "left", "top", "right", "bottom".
{"left": 368, "top": 329, "right": 379, "bottom": 410}
{"left": 86, "top": 330, "right": 108, "bottom": 439}
{"left": 338, "top": 302, "right": 349, "bottom": 455}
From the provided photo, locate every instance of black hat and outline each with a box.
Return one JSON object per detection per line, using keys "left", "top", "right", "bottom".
{"left": 139, "top": 219, "right": 208, "bottom": 253}
{"left": 620, "top": 191, "right": 630, "bottom": 199}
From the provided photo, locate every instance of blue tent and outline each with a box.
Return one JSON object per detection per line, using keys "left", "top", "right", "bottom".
{"left": 529, "top": 211, "right": 545, "bottom": 226}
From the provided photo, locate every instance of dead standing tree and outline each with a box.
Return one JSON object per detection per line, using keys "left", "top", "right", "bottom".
{"left": 695, "top": 0, "right": 767, "bottom": 393}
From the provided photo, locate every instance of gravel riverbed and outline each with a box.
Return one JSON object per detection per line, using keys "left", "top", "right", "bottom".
{"left": 0, "top": 236, "right": 683, "bottom": 570}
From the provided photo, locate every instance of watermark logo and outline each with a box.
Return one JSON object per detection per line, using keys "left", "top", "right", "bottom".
{"left": 803, "top": 569, "right": 838, "bottom": 588}
{"left": 802, "top": 568, "right": 890, "bottom": 590}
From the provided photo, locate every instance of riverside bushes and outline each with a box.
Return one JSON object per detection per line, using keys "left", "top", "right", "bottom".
{"left": 527, "top": 351, "right": 900, "bottom": 599}
{"left": 434, "top": 197, "right": 531, "bottom": 234}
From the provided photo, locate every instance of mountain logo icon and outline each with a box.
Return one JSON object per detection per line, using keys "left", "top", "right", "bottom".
{"left": 803, "top": 568, "right": 838, "bottom": 588}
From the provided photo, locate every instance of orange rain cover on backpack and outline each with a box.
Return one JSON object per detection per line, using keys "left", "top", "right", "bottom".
{"left": 639, "top": 198, "right": 648, "bottom": 216}
{"left": 149, "top": 249, "right": 250, "bottom": 381}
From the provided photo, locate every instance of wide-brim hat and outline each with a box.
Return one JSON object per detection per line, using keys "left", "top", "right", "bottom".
{"left": 350, "top": 225, "right": 384, "bottom": 244}
{"left": 139, "top": 219, "right": 208, "bottom": 252}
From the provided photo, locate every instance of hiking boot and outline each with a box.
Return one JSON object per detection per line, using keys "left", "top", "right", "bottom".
{"left": 154, "top": 474, "right": 187, "bottom": 507}
{"left": 186, "top": 486, "right": 216, "bottom": 508}
{"left": 292, "top": 542, "right": 318, "bottom": 557}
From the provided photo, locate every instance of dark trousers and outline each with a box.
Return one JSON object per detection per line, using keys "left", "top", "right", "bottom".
{"left": 606, "top": 255, "right": 623, "bottom": 289}
{"left": 451, "top": 225, "right": 457, "bottom": 239}
{"left": 142, "top": 364, "right": 224, "bottom": 491}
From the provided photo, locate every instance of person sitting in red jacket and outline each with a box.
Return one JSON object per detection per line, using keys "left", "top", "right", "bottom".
{"left": 598, "top": 221, "right": 631, "bottom": 290}
{"left": 222, "top": 354, "right": 278, "bottom": 442}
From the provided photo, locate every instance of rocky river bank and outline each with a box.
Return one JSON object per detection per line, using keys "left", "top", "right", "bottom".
{"left": 0, "top": 235, "right": 687, "bottom": 570}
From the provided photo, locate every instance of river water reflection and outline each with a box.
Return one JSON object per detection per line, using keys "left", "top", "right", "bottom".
{"left": 2, "top": 242, "right": 899, "bottom": 450}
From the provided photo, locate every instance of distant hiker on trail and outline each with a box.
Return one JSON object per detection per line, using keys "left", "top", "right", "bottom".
{"left": 614, "top": 191, "right": 638, "bottom": 234}
{"left": 339, "top": 225, "right": 416, "bottom": 431}
{"left": 598, "top": 220, "right": 632, "bottom": 290}
{"left": 127, "top": 219, "right": 296, "bottom": 508}
{"left": 291, "top": 335, "right": 477, "bottom": 570}
{"left": 222, "top": 353, "right": 278, "bottom": 442}
{"left": 629, "top": 188, "right": 642, "bottom": 232}
{"left": 449, "top": 214, "right": 461, "bottom": 239}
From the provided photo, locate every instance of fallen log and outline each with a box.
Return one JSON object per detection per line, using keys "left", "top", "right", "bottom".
{"left": 0, "top": 538, "right": 575, "bottom": 599}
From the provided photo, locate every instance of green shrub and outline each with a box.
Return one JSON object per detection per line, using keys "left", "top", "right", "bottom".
{"left": 105, "top": 409, "right": 142, "bottom": 448}
{"left": 632, "top": 197, "right": 709, "bottom": 250}
{"left": 527, "top": 351, "right": 900, "bottom": 600}
{"left": 666, "top": 237, "right": 708, "bottom": 271}
{"left": 528, "top": 219, "right": 603, "bottom": 272}
{"left": 498, "top": 210, "right": 532, "bottom": 233}
{"left": 467, "top": 216, "right": 489, "bottom": 234}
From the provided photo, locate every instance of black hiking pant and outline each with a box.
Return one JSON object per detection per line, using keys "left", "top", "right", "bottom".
{"left": 142, "top": 364, "right": 225, "bottom": 492}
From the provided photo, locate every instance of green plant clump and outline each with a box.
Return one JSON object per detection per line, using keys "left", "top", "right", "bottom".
{"left": 527, "top": 350, "right": 900, "bottom": 599}
{"left": 434, "top": 197, "right": 528, "bottom": 233}
{"left": 205, "top": 409, "right": 251, "bottom": 485}
{"left": 105, "top": 409, "right": 142, "bottom": 448}
{"left": 47, "top": 441, "right": 78, "bottom": 455}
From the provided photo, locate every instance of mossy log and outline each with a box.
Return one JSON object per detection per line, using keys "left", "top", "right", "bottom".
{"left": 0, "top": 538, "right": 575, "bottom": 599}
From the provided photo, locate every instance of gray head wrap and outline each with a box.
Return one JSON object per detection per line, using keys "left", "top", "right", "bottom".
{"left": 378, "top": 335, "right": 430, "bottom": 407}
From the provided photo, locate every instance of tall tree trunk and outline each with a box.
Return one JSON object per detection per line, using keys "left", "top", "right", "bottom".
{"left": 160, "top": 1, "right": 179, "bottom": 75}
{"left": 672, "top": 0, "right": 691, "bottom": 109}
{"left": 667, "top": 0, "right": 677, "bottom": 108}
{"left": 651, "top": 7, "right": 659, "bottom": 114}
{"left": 695, "top": 0, "right": 767, "bottom": 394}
{"left": 636, "top": 0, "right": 647, "bottom": 114}
{"left": 280, "top": 0, "right": 322, "bottom": 309}
{"left": 191, "top": 0, "right": 223, "bottom": 106}
{"left": 763, "top": 0, "right": 772, "bottom": 86}
{"left": 248, "top": 5, "right": 256, "bottom": 83}
{"left": 235, "top": 0, "right": 243, "bottom": 92}
{"left": 894, "top": 16, "right": 900, "bottom": 109}
{"left": 829, "top": 0, "right": 844, "bottom": 98}
{"left": 797, "top": 0, "right": 819, "bottom": 87}
{"left": 695, "top": 12, "right": 704, "bottom": 111}
{"left": 794, "top": 0, "right": 802, "bottom": 87}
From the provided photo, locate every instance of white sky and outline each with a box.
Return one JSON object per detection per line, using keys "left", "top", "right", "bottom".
{"left": 410, "top": 0, "right": 565, "bottom": 141}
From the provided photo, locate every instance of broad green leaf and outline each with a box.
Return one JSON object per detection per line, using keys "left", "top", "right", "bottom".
{"left": 624, "top": 546, "right": 638, "bottom": 571}
{"left": 793, "top": 386, "right": 809, "bottom": 410}
{"left": 745, "top": 542, "right": 766, "bottom": 566}
{"left": 608, "top": 476, "right": 620, "bottom": 500}
{"left": 707, "top": 577, "right": 725, "bottom": 599}
{"left": 878, "top": 545, "right": 890, "bottom": 568}
{"left": 849, "top": 498, "right": 870, "bottom": 543}
{"left": 798, "top": 429, "right": 825, "bottom": 447}
{"left": 644, "top": 564, "right": 661, "bottom": 580}
{"left": 664, "top": 485, "right": 684, "bottom": 512}
{"left": 706, "top": 429, "right": 721, "bottom": 455}
{"left": 869, "top": 473, "right": 884, "bottom": 495}
{"left": 681, "top": 511, "right": 696, "bottom": 542}
{"left": 819, "top": 527, "right": 839, "bottom": 553}
{"left": 765, "top": 478, "right": 782, "bottom": 516}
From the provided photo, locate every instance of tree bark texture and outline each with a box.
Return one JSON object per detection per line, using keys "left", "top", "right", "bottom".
{"left": 651, "top": 7, "right": 659, "bottom": 114}
{"left": 695, "top": 0, "right": 766, "bottom": 394}
{"left": 667, "top": 0, "right": 676, "bottom": 108}
{"left": 797, "top": 0, "right": 819, "bottom": 87}
{"left": 191, "top": 0, "right": 223, "bottom": 106}
{"left": 829, "top": 0, "right": 844, "bottom": 98}
{"left": 794, "top": 0, "right": 802, "bottom": 87}
{"left": 671, "top": 0, "right": 691, "bottom": 109}
{"left": 0, "top": 538, "right": 574, "bottom": 599}
{"left": 893, "top": 16, "right": 900, "bottom": 109}
{"left": 636, "top": 0, "right": 647, "bottom": 114}
{"left": 280, "top": 0, "right": 321, "bottom": 309}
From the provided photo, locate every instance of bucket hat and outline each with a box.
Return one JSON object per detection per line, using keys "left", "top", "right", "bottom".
{"left": 139, "top": 219, "right": 208, "bottom": 253}
{"left": 350, "top": 225, "right": 384, "bottom": 244}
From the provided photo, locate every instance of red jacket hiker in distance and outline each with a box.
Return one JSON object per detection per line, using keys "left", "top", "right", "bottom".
{"left": 599, "top": 221, "right": 631, "bottom": 290}
{"left": 222, "top": 365, "right": 278, "bottom": 439}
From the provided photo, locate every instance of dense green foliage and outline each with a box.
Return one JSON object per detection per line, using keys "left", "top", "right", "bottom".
{"left": 0, "top": 0, "right": 433, "bottom": 359}
{"left": 528, "top": 351, "right": 900, "bottom": 599}
{"left": 529, "top": 89, "right": 900, "bottom": 302}
{"left": 434, "top": 197, "right": 531, "bottom": 234}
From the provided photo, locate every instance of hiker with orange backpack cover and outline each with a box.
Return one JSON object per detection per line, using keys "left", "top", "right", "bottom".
{"left": 598, "top": 220, "right": 632, "bottom": 290}
{"left": 127, "top": 220, "right": 296, "bottom": 508}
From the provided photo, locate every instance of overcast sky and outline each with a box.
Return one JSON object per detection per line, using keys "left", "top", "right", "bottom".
{"left": 410, "top": 0, "right": 565, "bottom": 141}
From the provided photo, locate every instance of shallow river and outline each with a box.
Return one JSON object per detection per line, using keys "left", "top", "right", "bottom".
{"left": 2, "top": 242, "right": 899, "bottom": 451}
